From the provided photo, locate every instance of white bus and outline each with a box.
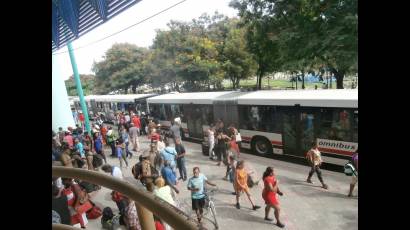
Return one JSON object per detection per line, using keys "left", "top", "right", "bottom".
{"left": 71, "top": 94, "right": 157, "bottom": 123}
{"left": 147, "top": 89, "right": 358, "bottom": 166}
{"left": 147, "top": 91, "right": 234, "bottom": 139}
{"left": 235, "top": 89, "right": 358, "bottom": 165}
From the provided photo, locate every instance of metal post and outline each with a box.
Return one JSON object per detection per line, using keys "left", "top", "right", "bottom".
{"left": 67, "top": 42, "right": 91, "bottom": 134}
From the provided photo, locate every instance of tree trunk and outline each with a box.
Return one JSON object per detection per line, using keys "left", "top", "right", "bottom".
{"left": 255, "top": 74, "right": 259, "bottom": 90}
{"left": 257, "top": 71, "right": 264, "bottom": 90}
{"left": 295, "top": 73, "right": 298, "bottom": 90}
{"left": 235, "top": 78, "right": 240, "bottom": 89}
{"left": 330, "top": 68, "right": 345, "bottom": 89}
{"left": 231, "top": 77, "right": 236, "bottom": 89}
{"left": 131, "top": 84, "right": 137, "bottom": 94}
{"left": 301, "top": 70, "right": 305, "bottom": 89}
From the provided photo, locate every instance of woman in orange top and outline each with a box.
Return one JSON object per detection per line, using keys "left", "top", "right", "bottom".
{"left": 235, "top": 160, "right": 261, "bottom": 210}
{"left": 100, "top": 125, "right": 108, "bottom": 145}
{"left": 262, "top": 167, "right": 285, "bottom": 228}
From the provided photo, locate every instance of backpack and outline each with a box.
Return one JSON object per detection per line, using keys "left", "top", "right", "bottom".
{"left": 52, "top": 210, "right": 61, "bottom": 224}
{"left": 344, "top": 162, "right": 357, "bottom": 176}
{"left": 79, "top": 181, "right": 100, "bottom": 193}
{"left": 107, "top": 133, "right": 116, "bottom": 144}
{"left": 134, "top": 161, "right": 158, "bottom": 184}
{"left": 142, "top": 160, "right": 152, "bottom": 177}
{"left": 93, "top": 154, "right": 104, "bottom": 168}
{"left": 101, "top": 207, "right": 121, "bottom": 230}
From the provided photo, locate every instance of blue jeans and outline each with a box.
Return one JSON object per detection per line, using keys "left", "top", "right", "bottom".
{"left": 125, "top": 142, "right": 132, "bottom": 158}
{"left": 177, "top": 157, "right": 187, "bottom": 180}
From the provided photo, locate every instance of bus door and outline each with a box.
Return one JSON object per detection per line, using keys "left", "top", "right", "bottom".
{"left": 90, "top": 100, "right": 97, "bottom": 118}
{"left": 299, "top": 108, "right": 318, "bottom": 156}
{"left": 282, "top": 106, "right": 318, "bottom": 157}
{"left": 186, "top": 105, "right": 203, "bottom": 139}
{"left": 213, "top": 103, "right": 238, "bottom": 128}
{"left": 282, "top": 107, "right": 300, "bottom": 156}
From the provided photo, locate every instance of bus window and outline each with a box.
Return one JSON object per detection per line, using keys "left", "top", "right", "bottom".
{"left": 159, "top": 104, "right": 167, "bottom": 120}
{"left": 318, "top": 108, "right": 356, "bottom": 142}
{"left": 201, "top": 105, "right": 213, "bottom": 126}
{"left": 149, "top": 104, "right": 162, "bottom": 118}
{"left": 300, "top": 111, "right": 317, "bottom": 152}
{"left": 164, "top": 104, "right": 173, "bottom": 120}
{"left": 170, "top": 104, "right": 182, "bottom": 119}
{"left": 353, "top": 110, "right": 358, "bottom": 142}
{"left": 239, "top": 105, "right": 281, "bottom": 133}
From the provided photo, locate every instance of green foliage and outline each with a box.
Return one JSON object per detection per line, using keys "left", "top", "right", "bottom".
{"left": 65, "top": 74, "right": 96, "bottom": 96}
{"left": 92, "top": 43, "right": 149, "bottom": 94}
{"left": 231, "top": 0, "right": 357, "bottom": 89}
{"left": 87, "top": 2, "right": 356, "bottom": 92}
{"left": 220, "top": 20, "right": 257, "bottom": 89}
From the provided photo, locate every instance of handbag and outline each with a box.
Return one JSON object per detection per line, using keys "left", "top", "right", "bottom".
{"left": 71, "top": 184, "right": 89, "bottom": 204}
{"left": 86, "top": 202, "right": 102, "bottom": 219}
{"left": 235, "top": 133, "right": 242, "bottom": 142}
{"left": 75, "top": 200, "right": 93, "bottom": 214}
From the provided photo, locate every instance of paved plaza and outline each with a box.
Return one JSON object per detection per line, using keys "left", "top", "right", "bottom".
{"left": 85, "top": 135, "right": 358, "bottom": 230}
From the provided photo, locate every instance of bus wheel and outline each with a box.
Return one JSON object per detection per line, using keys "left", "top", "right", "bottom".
{"left": 251, "top": 137, "right": 272, "bottom": 156}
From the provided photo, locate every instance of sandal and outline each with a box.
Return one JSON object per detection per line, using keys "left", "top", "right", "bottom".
{"left": 276, "top": 222, "right": 285, "bottom": 228}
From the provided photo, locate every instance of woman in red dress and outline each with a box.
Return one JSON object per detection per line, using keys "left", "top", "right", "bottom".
{"left": 262, "top": 167, "right": 285, "bottom": 228}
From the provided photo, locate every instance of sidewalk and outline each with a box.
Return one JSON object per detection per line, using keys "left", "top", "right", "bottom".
{"left": 86, "top": 135, "right": 358, "bottom": 230}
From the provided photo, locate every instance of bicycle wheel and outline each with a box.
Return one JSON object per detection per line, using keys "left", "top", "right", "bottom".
{"left": 209, "top": 201, "right": 219, "bottom": 229}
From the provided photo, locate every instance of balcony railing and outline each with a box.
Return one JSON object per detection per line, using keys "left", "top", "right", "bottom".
{"left": 52, "top": 166, "right": 199, "bottom": 230}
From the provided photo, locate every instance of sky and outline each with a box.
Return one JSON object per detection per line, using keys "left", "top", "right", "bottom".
{"left": 53, "top": 0, "right": 239, "bottom": 80}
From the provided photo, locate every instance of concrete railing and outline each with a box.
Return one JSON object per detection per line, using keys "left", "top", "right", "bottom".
{"left": 52, "top": 166, "right": 198, "bottom": 230}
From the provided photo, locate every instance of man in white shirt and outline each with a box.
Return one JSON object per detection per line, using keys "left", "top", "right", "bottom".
{"left": 124, "top": 113, "right": 130, "bottom": 123}
{"left": 102, "top": 164, "right": 123, "bottom": 180}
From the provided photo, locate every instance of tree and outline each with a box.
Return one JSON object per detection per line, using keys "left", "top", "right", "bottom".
{"left": 220, "top": 20, "right": 257, "bottom": 89}
{"left": 230, "top": 0, "right": 283, "bottom": 90}
{"left": 149, "top": 21, "right": 191, "bottom": 91}
{"left": 230, "top": 0, "right": 357, "bottom": 89}
{"left": 150, "top": 14, "right": 228, "bottom": 92}
{"left": 65, "top": 74, "right": 96, "bottom": 96}
{"left": 92, "top": 43, "right": 149, "bottom": 94}
{"left": 320, "top": 0, "right": 357, "bottom": 88}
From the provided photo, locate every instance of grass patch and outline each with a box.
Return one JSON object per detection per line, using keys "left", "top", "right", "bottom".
{"left": 223, "top": 78, "right": 342, "bottom": 90}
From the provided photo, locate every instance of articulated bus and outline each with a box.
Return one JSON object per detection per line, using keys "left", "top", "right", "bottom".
{"left": 147, "top": 90, "right": 358, "bottom": 166}
{"left": 147, "top": 91, "right": 233, "bottom": 139}
{"left": 71, "top": 94, "right": 157, "bottom": 123}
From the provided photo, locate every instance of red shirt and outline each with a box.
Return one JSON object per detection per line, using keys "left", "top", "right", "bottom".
{"left": 132, "top": 116, "right": 141, "bottom": 128}
{"left": 262, "top": 175, "right": 278, "bottom": 205}
{"left": 340, "top": 111, "right": 348, "bottom": 121}
{"left": 79, "top": 114, "right": 85, "bottom": 122}
{"left": 155, "top": 221, "right": 165, "bottom": 230}
{"left": 64, "top": 135, "right": 74, "bottom": 148}
{"left": 150, "top": 133, "right": 160, "bottom": 142}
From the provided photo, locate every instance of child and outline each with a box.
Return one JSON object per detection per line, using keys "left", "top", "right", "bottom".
{"left": 116, "top": 139, "right": 129, "bottom": 168}
{"left": 227, "top": 154, "right": 238, "bottom": 195}
{"left": 101, "top": 207, "right": 121, "bottom": 230}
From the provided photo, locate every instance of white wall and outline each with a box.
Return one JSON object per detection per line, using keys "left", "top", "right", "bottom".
{"left": 52, "top": 55, "right": 75, "bottom": 131}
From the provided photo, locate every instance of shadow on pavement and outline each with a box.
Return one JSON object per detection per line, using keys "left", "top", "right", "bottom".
{"left": 215, "top": 206, "right": 273, "bottom": 225}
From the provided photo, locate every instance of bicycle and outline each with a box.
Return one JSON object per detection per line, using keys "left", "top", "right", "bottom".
{"left": 203, "top": 186, "right": 219, "bottom": 229}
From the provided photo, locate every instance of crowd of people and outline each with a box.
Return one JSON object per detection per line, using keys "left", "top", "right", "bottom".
{"left": 52, "top": 111, "right": 358, "bottom": 229}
